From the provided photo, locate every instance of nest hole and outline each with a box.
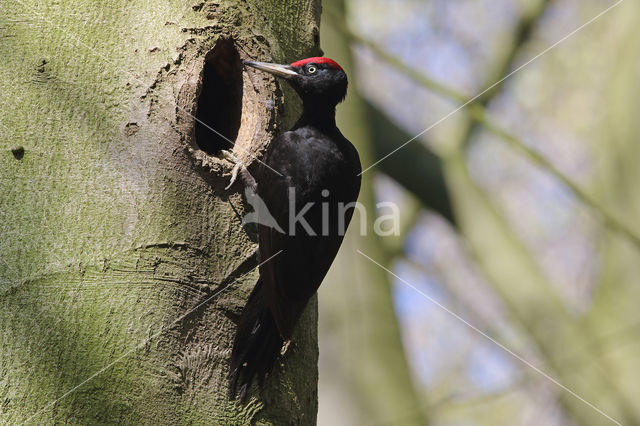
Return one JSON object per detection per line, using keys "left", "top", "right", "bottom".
{"left": 195, "top": 39, "right": 243, "bottom": 155}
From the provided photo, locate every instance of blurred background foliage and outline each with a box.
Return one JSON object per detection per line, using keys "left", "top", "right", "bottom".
{"left": 317, "top": 0, "right": 640, "bottom": 425}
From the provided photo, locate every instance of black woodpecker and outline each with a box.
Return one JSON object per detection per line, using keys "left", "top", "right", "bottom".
{"left": 222, "top": 57, "right": 361, "bottom": 400}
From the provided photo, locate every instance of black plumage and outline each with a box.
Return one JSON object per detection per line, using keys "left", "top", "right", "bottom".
{"left": 226, "top": 57, "right": 361, "bottom": 400}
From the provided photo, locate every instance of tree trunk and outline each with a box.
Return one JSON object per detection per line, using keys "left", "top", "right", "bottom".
{"left": 0, "top": 1, "right": 321, "bottom": 424}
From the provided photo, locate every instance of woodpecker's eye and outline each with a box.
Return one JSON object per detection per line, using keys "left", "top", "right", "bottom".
{"left": 307, "top": 65, "right": 317, "bottom": 74}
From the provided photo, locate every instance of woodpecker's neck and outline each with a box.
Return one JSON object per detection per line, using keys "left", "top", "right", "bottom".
{"left": 296, "top": 100, "right": 337, "bottom": 130}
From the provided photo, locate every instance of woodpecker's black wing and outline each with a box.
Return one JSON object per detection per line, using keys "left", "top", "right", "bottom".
{"left": 229, "top": 126, "right": 360, "bottom": 399}
{"left": 258, "top": 126, "right": 361, "bottom": 338}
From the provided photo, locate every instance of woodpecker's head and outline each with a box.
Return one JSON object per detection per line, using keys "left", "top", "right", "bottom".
{"left": 244, "top": 57, "right": 348, "bottom": 107}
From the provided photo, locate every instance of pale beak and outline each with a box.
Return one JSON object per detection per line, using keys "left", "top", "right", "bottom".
{"left": 243, "top": 61, "right": 298, "bottom": 79}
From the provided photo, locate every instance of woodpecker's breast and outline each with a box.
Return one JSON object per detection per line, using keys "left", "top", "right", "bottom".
{"left": 255, "top": 125, "right": 361, "bottom": 236}
{"left": 263, "top": 126, "right": 360, "bottom": 196}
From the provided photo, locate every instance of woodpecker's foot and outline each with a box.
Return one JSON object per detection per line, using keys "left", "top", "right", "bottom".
{"left": 220, "top": 150, "right": 243, "bottom": 190}
{"left": 280, "top": 340, "right": 291, "bottom": 356}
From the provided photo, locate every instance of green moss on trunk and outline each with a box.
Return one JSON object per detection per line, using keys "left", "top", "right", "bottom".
{"left": 0, "top": 0, "right": 321, "bottom": 423}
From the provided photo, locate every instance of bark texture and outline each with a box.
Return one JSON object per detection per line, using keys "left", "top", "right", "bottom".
{"left": 0, "top": 0, "right": 321, "bottom": 424}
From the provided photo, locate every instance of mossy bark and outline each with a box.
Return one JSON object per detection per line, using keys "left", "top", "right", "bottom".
{"left": 0, "top": 0, "right": 321, "bottom": 424}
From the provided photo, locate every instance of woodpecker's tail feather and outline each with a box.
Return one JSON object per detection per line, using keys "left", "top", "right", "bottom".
{"left": 229, "top": 278, "right": 283, "bottom": 400}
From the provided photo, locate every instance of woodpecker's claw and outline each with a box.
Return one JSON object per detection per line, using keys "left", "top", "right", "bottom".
{"left": 220, "top": 149, "right": 239, "bottom": 163}
{"left": 227, "top": 162, "right": 242, "bottom": 190}
{"left": 220, "top": 150, "right": 243, "bottom": 190}
{"left": 281, "top": 340, "right": 291, "bottom": 355}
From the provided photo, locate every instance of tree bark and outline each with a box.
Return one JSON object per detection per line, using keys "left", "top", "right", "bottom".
{"left": 0, "top": 1, "right": 321, "bottom": 424}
